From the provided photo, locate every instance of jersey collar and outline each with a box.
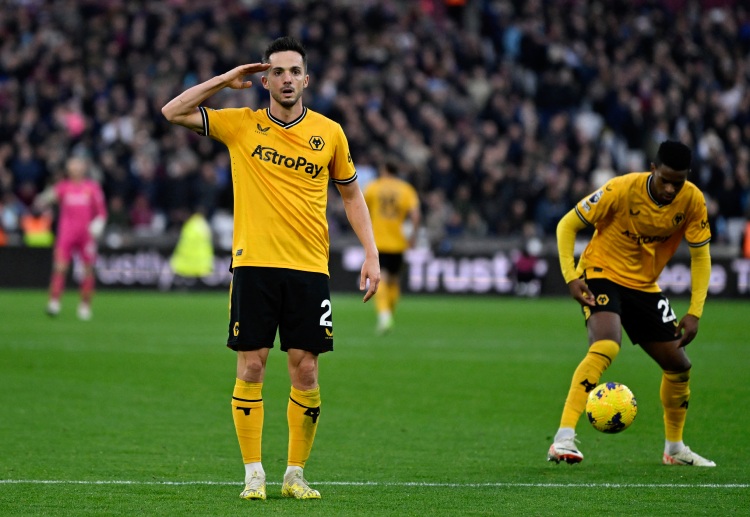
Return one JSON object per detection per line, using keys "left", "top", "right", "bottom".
{"left": 646, "top": 174, "right": 665, "bottom": 207}
{"left": 266, "top": 106, "right": 307, "bottom": 129}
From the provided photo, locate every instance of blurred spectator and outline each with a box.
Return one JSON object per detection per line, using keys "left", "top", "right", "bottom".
{"left": 20, "top": 208, "right": 53, "bottom": 247}
{"left": 129, "top": 193, "right": 156, "bottom": 235}
{"left": 535, "top": 182, "right": 570, "bottom": 236}
{"left": 423, "top": 189, "right": 451, "bottom": 251}
{"left": 10, "top": 143, "right": 45, "bottom": 198}
{"left": 106, "top": 195, "right": 130, "bottom": 233}
{"left": 1, "top": 190, "right": 24, "bottom": 239}
{"left": 511, "top": 236, "right": 545, "bottom": 297}
{"left": 170, "top": 208, "right": 214, "bottom": 279}
{"left": 590, "top": 152, "right": 617, "bottom": 189}
{"left": 464, "top": 208, "right": 488, "bottom": 238}
{"left": 195, "top": 161, "right": 221, "bottom": 218}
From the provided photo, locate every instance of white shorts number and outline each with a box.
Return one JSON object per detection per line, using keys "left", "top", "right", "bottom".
{"left": 319, "top": 299, "right": 332, "bottom": 327}
{"left": 657, "top": 299, "right": 677, "bottom": 324}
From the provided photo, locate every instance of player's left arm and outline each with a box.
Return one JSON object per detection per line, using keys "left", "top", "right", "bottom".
{"left": 677, "top": 190, "right": 712, "bottom": 347}
{"left": 33, "top": 185, "right": 58, "bottom": 210}
{"left": 336, "top": 179, "right": 381, "bottom": 302}
{"left": 677, "top": 243, "right": 711, "bottom": 347}
{"left": 557, "top": 209, "right": 595, "bottom": 307}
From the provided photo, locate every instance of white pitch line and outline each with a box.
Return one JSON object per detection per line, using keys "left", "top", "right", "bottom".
{"left": 1, "top": 480, "right": 747, "bottom": 489}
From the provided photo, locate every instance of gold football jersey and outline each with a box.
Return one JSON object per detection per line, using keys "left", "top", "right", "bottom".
{"left": 364, "top": 176, "right": 419, "bottom": 253}
{"left": 574, "top": 172, "right": 710, "bottom": 291}
{"left": 201, "top": 106, "right": 356, "bottom": 275}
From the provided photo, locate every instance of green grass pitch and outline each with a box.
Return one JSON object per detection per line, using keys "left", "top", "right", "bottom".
{"left": 0, "top": 289, "right": 748, "bottom": 516}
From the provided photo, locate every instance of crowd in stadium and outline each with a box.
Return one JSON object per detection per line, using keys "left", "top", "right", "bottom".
{"left": 1, "top": 0, "right": 749, "bottom": 251}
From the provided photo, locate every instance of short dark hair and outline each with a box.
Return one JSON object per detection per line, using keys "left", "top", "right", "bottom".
{"left": 382, "top": 158, "right": 399, "bottom": 175}
{"left": 656, "top": 140, "right": 692, "bottom": 171}
{"left": 263, "top": 36, "right": 307, "bottom": 69}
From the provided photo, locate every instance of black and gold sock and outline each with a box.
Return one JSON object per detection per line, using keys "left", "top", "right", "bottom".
{"left": 231, "top": 379, "right": 264, "bottom": 464}
{"left": 287, "top": 386, "right": 321, "bottom": 468}
{"left": 661, "top": 369, "right": 691, "bottom": 443}
{"left": 560, "top": 339, "right": 620, "bottom": 429}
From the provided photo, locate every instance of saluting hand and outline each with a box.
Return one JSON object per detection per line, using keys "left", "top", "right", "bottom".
{"left": 221, "top": 63, "right": 271, "bottom": 89}
{"left": 568, "top": 278, "right": 596, "bottom": 307}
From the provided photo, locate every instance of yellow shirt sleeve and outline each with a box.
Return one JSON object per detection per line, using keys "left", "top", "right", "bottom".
{"left": 688, "top": 243, "right": 711, "bottom": 318}
{"left": 556, "top": 209, "right": 588, "bottom": 283}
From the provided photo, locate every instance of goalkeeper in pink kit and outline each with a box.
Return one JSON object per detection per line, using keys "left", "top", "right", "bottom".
{"left": 38, "top": 157, "right": 107, "bottom": 320}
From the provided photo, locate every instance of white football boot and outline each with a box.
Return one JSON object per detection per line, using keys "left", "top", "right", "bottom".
{"left": 663, "top": 446, "right": 716, "bottom": 467}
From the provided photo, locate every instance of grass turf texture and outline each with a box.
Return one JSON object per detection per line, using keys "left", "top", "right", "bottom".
{"left": 0, "top": 289, "right": 748, "bottom": 516}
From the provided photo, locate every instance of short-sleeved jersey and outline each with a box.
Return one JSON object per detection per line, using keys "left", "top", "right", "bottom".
{"left": 574, "top": 172, "right": 710, "bottom": 291}
{"left": 200, "top": 106, "right": 356, "bottom": 275}
{"left": 54, "top": 179, "right": 107, "bottom": 240}
{"left": 364, "top": 176, "right": 419, "bottom": 254}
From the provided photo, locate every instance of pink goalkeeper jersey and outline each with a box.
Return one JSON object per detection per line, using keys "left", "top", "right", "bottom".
{"left": 54, "top": 179, "right": 107, "bottom": 240}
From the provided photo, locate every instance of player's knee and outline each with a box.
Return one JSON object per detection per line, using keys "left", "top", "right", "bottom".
{"left": 291, "top": 358, "right": 318, "bottom": 388}
{"left": 666, "top": 348, "right": 692, "bottom": 373}
{"left": 238, "top": 356, "right": 265, "bottom": 381}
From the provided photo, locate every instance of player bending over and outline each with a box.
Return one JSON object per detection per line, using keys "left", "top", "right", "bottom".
{"left": 547, "top": 141, "right": 715, "bottom": 467}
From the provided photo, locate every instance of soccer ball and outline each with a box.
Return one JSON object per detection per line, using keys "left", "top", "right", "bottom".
{"left": 586, "top": 382, "right": 637, "bottom": 434}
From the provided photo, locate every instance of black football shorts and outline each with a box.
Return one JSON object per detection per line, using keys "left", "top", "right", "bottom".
{"left": 379, "top": 252, "right": 405, "bottom": 276}
{"left": 582, "top": 277, "right": 680, "bottom": 345}
{"left": 227, "top": 266, "right": 334, "bottom": 354}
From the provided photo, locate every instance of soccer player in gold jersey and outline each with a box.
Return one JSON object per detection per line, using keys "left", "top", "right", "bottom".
{"left": 547, "top": 141, "right": 715, "bottom": 467}
{"left": 364, "top": 159, "right": 420, "bottom": 334}
{"left": 162, "top": 36, "right": 381, "bottom": 500}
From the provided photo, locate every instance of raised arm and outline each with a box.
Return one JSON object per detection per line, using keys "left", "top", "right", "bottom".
{"left": 336, "top": 180, "right": 380, "bottom": 302}
{"left": 161, "top": 63, "right": 270, "bottom": 132}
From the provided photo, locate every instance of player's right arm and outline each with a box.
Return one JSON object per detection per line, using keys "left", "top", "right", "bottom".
{"left": 161, "top": 63, "right": 270, "bottom": 132}
{"left": 557, "top": 209, "right": 595, "bottom": 307}
{"left": 337, "top": 180, "right": 381, "bottom": 302}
